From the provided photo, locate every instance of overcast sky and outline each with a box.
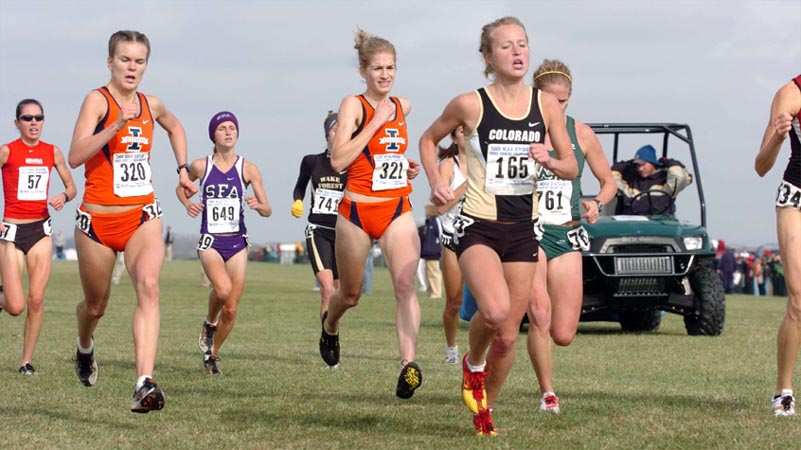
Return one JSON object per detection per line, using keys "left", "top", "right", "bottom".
{"left": 1, "top": 0, "right": 799, "bottom": 248}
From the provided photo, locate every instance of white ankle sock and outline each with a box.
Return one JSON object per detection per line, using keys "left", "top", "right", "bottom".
{"left": 77, "top": 337, "right": 93, "bottom": 354}
{"left": 136, "top": 375, "right": 152, "bottom": 389}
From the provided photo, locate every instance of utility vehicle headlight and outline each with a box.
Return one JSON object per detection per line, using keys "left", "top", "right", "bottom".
{"left": 683, "top": 236, "right": 703, "bottom": 250}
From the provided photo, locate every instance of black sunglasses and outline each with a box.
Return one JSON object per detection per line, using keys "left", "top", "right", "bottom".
{"left": 19, "top": 114, "right": 45, "bottom": 122}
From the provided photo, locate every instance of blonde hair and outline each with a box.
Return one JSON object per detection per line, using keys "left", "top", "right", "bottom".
{"left": 533, "top": 59, "right": 573, "bottom": 90}
{"left": 354, "top": 28, "right": 396, "bottom": 70}
{"left": 479, "top": 16, "right": 528, "bottom": 79}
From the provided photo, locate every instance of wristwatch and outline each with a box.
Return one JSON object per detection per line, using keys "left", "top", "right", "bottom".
{"left": 593, "top": 198, "right": 604, "bottom": 213}
{"left": 176, "top": 163, "right": 190, "bottom": 174}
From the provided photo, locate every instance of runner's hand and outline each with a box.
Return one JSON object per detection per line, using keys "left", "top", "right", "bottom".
{"left": 185, "top": 202, "right": 203, "bottom": 218}
{"left": 291, "top": 199, "right": 304, "bottom": 218}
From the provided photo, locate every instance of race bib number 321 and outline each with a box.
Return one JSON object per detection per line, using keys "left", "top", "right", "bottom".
{"left": 372, "top": 154, "right": 408, "bottom": 191}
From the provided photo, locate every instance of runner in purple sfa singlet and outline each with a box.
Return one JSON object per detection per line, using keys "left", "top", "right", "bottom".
{"left": 177, "top": 111, "right": 272, "bottom": 376}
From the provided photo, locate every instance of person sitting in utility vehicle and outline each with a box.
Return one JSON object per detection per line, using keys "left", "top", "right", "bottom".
{"left": 611, "top": 144, "right": 692, "bottom": 215}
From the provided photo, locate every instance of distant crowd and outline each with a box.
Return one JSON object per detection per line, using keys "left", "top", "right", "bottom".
{"left": 714, "top": 240, "right": 786, "bottom": 297}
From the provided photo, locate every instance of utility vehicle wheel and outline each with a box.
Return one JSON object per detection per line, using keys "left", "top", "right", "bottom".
{"left": 684, "top": 264, "right": 725, "bottom": 336}
{"left": 619, "top": 310, "right": 662, "bottom": 332}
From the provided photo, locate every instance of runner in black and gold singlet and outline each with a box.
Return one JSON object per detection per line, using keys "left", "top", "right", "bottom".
{"left": 419, "top": 17, "right": 578, "bottom": 436}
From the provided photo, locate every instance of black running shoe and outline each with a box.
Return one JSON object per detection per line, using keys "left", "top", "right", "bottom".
{"left": 396, "top": 361, "right": 423, "bottom": 399}
{"left": 131, "top": 377, "right": 165, "bottom": 413}
{"left": 19, "top": 362, "right": 35, "bottom": 375}
{"left": 319, "top": 311, "right": 340, "bottom": 367}
{"left": 74, "top": 348, "right": 98, "bottom": 387}
{"left": 202, "top": 352, "right": 222, "bottom": 375}
{"left": 198, "top": 320, "right": 217, "bottom": 354}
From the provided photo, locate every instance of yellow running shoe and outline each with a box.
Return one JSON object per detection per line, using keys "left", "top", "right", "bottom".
{"left": 461, "top": 353, "right": 487, "bottom": 414}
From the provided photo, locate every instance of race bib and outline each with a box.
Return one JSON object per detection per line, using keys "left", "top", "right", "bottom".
{"left": 17, "top": 166, "right": 49, "bottom": 201}
{"left": 75, "top": 209, "right": 92, "bottom": 233}
{"left": 197, "top": 234, "right": 214, "bottom": 251}
{"left": 566, "top": 226, "right": 590, "bottom": 251}
{"left": 537, "top": 179, "right": 573, "bottom": 225}
{"left": 776, "top": 180, "right": 801, "bottom": 210}
{"left": 113, "top": 152, "right": 153, "bottom": 197}
{"left": 451, "top": 214, "right": 475, "bottom": 245}
{"left": 206, "top": 198, "right": 240, "bottom": 234}
{"left": 372, "top": 154, "right": 408, "bottom": 191}
{"left": 312, "top": 188, "right": 343, "bottom": 215}
{"left": 143, "top": 199, "right": 163, "bottom": 221}
{"left": 485, "top": 144, "right": 534, "bottom": 195}
{"left": 0, "top": 222, "right": 18, "bottom": 242}
{"left": 43, "top": 217, "right": 53, "bottom": 236}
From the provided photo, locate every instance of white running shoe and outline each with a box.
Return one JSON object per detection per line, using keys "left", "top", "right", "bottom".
{"left": 445, "top": 346, "right": 459, "bottom": 365}
{"left": 772, "top": 390, "right": 796, "bottom": 416}
{"left": 540, "top": 392, "right": 560, "bottom": 414}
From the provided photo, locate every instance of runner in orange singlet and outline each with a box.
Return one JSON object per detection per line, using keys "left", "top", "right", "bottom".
{"left": 67, "top": 30, "right": 196, "bottom": 413}
{"left": 318, "top": 28, "right": 424, "bottom": 400}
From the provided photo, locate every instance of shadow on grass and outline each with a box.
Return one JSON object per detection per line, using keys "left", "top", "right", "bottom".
{"left": 553, "top": 387, "right": 750, "bottom": 413}
{"left": 0, "top": 404, "right": 139, "bottom": 430}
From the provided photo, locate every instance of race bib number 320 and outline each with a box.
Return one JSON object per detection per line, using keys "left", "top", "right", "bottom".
{"left": 485, "top": 144, "right": 534, "bottom": 195}
{"left": 113, "top": 152, "right": 153, "bottom": 197}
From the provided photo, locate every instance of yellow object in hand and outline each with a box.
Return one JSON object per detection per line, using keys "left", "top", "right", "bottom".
{"left": 290, "top": 199, "right": 305, "bottom": 218}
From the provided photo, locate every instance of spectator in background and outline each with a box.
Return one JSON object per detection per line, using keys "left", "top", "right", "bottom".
{"left": 733, "top": 253, "right": 745, "bottom": 294}
{"left": 768, "top": 252, "right": 787, "bottom": 297}
{"left": 753, "top": 256, "right": 765, "bottom": 296}
{"left": 416, "top": 223, "right": 428, "bottom": 293}
{"left": 54, "top": 230, "right": 66, "bottom": 260}
{"left": 716, "top": 240, "right": 737, "bottom": 294}
{"left": 612, "top": 144, "right": 692, "bottom": 216}
{"left": 744, "top": 254, "right": 755, "bottom": 295}
{"left": 362, "top": 240, "right": 377, "bottom": 295}
{"left": 421, "top": 204, "right": 442, "bottom": 298}
{"left": 164, "top": 225, "right": 174, "bottom": 261}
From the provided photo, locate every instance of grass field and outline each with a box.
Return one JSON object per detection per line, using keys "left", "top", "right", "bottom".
{"left": 1, "top": 260, "right": 799, "bottom": 449}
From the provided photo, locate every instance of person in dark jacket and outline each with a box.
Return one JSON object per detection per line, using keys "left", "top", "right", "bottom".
{"left": 612, "top": 145, "right": 692, "bottom": 215}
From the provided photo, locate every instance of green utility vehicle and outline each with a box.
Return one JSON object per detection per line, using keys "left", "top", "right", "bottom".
{"left": 580, "top": 123, "right": 725, "bottom": 335}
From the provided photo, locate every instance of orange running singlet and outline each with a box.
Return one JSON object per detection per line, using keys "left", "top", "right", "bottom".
{"left": 2, "top": 139, "right": 55, "bottom": 219}
{"left": 345, "top": 96, "right": 412, "bottom": 198}
{"left": 83, "top": 86, "right": 155, "bottom": 206}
